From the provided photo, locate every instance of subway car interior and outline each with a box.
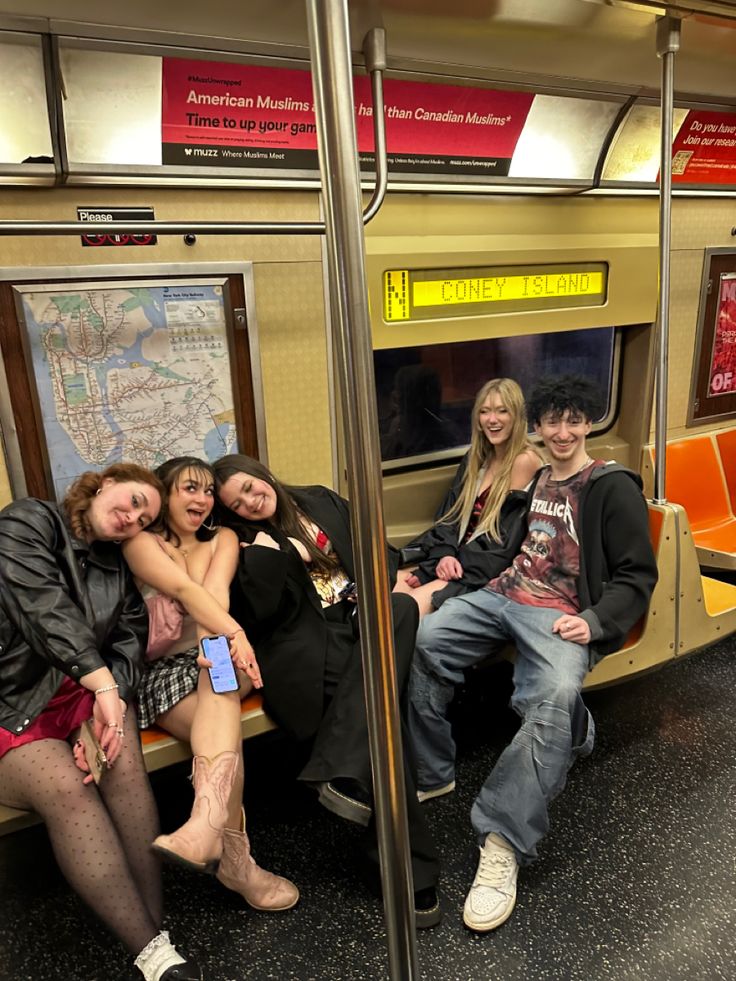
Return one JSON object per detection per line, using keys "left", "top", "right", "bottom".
{"left": 0, "top": 0, "right": 735, "bottom": 978}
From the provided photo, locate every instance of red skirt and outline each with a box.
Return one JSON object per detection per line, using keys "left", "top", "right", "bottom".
{"left": 0, "top": 677, "right": 94, "bottom": 759}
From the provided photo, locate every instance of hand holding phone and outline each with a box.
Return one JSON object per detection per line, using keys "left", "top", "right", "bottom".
{"left": 75, "top": 719, "right": 108, "bottom": 785}
{"left": 202, "top": 635, "right": 240, "bottom": 693}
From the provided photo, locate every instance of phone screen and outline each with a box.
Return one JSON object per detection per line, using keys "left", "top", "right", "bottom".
{"left": 202, "top": 635, "right": 239, "bottom": 694}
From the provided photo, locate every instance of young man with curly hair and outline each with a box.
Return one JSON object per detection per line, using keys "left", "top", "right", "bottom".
{"left": 408, "top": 374, "right": 658, "bottom": 932}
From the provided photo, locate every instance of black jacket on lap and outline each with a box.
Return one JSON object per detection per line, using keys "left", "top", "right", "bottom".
{"left": 406, "top": 453, "right": 529, "bottom": 605}
{"left": 0, "top": 499, "right": 148, "bottom": 735}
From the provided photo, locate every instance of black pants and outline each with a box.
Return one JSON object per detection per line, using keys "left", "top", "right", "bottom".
{"left": 299, "top": 593, "right": 439, "bottom": 891}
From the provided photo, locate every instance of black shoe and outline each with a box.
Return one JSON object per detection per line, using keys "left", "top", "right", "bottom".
{"left": 316, "top": 778, "right": 372, "bottom": 826}
{"left": 161, "top": 960, "right": 206, "bottom": 980}
{"left": 414, "top": 886, "right": 442, "bottom": 929}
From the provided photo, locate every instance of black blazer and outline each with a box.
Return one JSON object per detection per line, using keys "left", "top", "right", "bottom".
{"left": 228, "top": 485, "right": 397, "bottom": 741}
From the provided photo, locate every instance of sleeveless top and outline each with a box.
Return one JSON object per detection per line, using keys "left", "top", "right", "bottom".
{"left": 139, "top": 536, "right": 217, "bottom": 659}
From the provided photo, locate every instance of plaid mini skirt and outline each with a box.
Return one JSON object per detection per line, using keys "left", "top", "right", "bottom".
{"left": 136, "top": 648, "right": 200, "bottom": 730}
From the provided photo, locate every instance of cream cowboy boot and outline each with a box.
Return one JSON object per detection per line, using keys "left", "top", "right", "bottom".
{"left": 152, "top": 750, "right": 238, "bottom": 874}
{"left": 216, "top": 807, "right": 299, "bottom": 911}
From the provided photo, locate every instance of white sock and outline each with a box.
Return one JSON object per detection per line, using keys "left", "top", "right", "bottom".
{"left": 134, "top": 931, "right": 186, "bottom": 981}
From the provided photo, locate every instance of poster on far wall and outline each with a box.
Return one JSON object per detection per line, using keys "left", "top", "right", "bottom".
{"left": 671, "top": 109, "right": 736, "bottom": 185}
{"left": 708, "top": 274, "right": 736, "bottom": 397}
{"left": 161, "top": 57, "right": 534, "bottom": 178}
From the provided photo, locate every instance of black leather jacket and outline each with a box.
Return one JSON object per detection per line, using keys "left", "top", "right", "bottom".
{"left": 0, "top": 498, "right": 148, "bottom": 736}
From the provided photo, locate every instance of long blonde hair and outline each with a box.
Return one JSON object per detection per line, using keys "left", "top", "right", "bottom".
{"left": 440, "top": 378, "right": 538, "bottom": 543}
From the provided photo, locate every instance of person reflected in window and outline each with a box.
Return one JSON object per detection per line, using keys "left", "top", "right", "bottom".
{"left": 395, "top": 377, "right": 543, "bottom": 617}
{"left": 213, "top": 454, "right": 442, "bottom": 929}
{"left": 122, "top": 457, "right": 298, "bottom": 913}
{"left": 381, "top": 363, "right": 459, "bottom": 460}
{"left": 0, "top": 464, "right": 209, "bottom": 981}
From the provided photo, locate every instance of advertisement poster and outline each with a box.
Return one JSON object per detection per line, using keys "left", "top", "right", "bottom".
{"left": 161, "top": 58, "right": 534, "bottom": 177}
{"left": 708, "top": 275, "right": 736, "bottom": 397}
{"left": 671, "top": 109, "right": 736, "bottom": 185}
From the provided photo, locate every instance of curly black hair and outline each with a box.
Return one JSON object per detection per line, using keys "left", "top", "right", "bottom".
{"left": 527, "top": 375, "right": 604, "bottom": 425}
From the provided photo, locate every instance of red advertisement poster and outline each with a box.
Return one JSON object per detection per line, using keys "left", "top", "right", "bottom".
{"left": 671, "top": 110, "right": 736, "bottom": 185}
{"left": 161, "top": 58, "right": 533, "bottom": 177}
{"left": 708, "top": 276, "right": 736, "bottom": 397}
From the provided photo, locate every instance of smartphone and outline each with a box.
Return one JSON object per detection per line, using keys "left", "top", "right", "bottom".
{"left": 79, "top": 719, "right": 108, "bottom": 785}
{"left": 338, "top": 580, "right": 357, "bottom": 601}
{"left": 202, "top": 634, "right": 240, "bottom": 694}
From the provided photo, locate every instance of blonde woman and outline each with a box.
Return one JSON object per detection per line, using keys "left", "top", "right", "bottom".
{"left": 395, "top": 378, "right": 543, "bottom": 617}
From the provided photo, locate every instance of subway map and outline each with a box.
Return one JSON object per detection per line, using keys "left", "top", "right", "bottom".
{"left": 21, "top": 284, "right": 238, "bottom": 498}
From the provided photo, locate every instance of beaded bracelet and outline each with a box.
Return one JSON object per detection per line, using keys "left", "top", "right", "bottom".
{"left": 95, "top": 683, "right": 119, "bottom": 695}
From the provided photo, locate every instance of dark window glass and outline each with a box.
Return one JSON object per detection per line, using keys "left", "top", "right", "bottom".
{"left": 375, "top": 326, "right": 616, "bottom": 464}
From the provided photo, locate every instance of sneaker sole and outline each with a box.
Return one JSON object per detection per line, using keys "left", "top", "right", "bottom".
{"left": 462, "top": 892, "right": 516, "bottom": 932}
{"left": 417, "top": 780, "right": 455, "bottom": 803}
{"left": 317, "top": 783, "right": 372, "bottom": 827}
{"left": 415, "top": 900, "right": 443, "bottom": 929}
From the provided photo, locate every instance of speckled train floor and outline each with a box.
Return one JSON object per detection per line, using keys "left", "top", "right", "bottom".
{"left": 1, "top": 638, "right": 734, "bottom": 981}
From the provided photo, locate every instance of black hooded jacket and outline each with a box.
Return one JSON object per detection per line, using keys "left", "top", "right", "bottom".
{"left": 525, "top": 462, "right": 658, "bottom": 665}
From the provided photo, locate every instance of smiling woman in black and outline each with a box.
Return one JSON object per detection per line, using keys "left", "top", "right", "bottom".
{"left": 213, "top": 453, "right": 441, "bottom": 928}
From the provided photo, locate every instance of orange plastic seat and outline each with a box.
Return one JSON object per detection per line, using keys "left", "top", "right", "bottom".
{"left": 715, "top": 428, "right": 736, "bottom": 517}
{"left": 650, "top": 437, "right": 736, "bottom": 568}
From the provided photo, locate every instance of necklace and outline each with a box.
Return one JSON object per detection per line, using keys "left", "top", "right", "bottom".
{"left": 550, "top": 456, "right": 593, "bottom": 483}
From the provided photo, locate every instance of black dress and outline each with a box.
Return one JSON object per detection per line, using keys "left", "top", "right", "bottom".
{"left": 227, "top": 485, "right": 439, "bottom": 891}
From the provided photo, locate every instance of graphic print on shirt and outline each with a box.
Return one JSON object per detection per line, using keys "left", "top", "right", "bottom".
{"left": 490, "top": 462, "right": 598, "bottom": 614}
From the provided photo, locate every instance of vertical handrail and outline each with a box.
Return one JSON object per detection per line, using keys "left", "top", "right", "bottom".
{"left": 653, "top": 15, "right": 681, "bottom": 503}
{"left": 361, "top": 28, "right": 389, "bottom": 226}
{"left": 305, "top": 2, "right": 419, "bottom": 980}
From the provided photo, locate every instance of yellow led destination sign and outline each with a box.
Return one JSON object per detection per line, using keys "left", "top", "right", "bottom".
{"left": 383, "top": 262, "right": 608, "bottom": 322}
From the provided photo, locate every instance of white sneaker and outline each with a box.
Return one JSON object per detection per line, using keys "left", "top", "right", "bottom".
{"left": 463, "top": 832, "right": 519, "bottom": 932}
{"left": 416, "top": 780, "right": 455, "bottom": 803}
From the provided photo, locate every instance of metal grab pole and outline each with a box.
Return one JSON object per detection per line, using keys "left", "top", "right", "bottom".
{"left": 305, "top": 2, "right": 419, "bottom": 980}
{"left": 362, "top": 28, "right": 389, "bottom": 226}
{"left": 653, "top": 15, "right": 681, "bottom": 504}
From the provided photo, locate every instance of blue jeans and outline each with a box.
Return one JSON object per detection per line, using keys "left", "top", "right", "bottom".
{"left": 408, "top": 589, "right": 595, "bottom": 865}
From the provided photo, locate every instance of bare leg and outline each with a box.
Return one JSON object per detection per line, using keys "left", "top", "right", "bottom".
{"left": 394, "top": 573, "right": 448, "bottom": 618}
{"left": 156, "top": 669, "right": 251, "bottom": 830}
{"left": 156, "top": 691, "right": 199, "bottom": 743}
{"left": 0, "top": 736, "right": 160, "bottom": 955}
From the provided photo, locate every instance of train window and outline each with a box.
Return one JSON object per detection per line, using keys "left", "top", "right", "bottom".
{"left": 509, "top": 95, "right": 621, "bottom": 180}
{"left": 0, "top": 33, "right": 53, "bottom": 165}
{"left": 59, "top": 44, "right": 162, "bottom": 166}
{"left": 375, "top": 326, "right": 617, "bottom": 468}
{"left": 601, "top": 104, "right": 689, "bottom": 183}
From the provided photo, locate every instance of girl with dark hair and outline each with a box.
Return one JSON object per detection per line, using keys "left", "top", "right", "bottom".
{"left": 395, "top": 377, "right": 543, "bottom": 616}
{"left": 122, "top": 457, "right": 297, "bottom": 913}
{"left": 0, "top": 465, "right": 206, "bottom": 981}
{"left": 213, "top": 454, "right": 441, "bottom": 929}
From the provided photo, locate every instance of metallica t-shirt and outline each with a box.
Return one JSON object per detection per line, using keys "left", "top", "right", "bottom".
{"left": 489, "top": 461, "right": 600, "bottom": 614}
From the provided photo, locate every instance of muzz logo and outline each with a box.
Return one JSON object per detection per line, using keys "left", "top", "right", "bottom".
{"left": 185, "top": 148, "right": 193, "bottom": 156}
